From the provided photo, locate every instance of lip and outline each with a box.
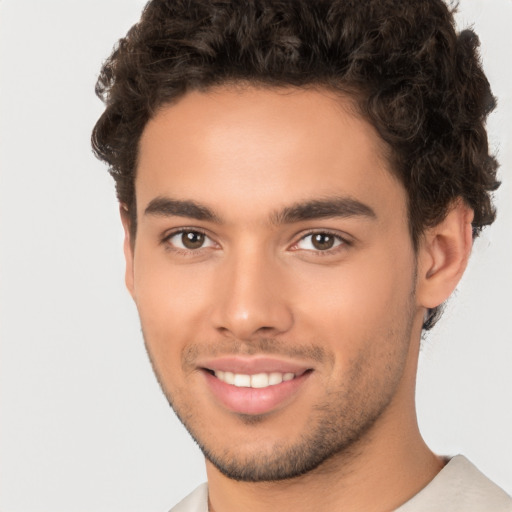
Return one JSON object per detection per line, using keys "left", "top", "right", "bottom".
{"left": 198, "top": 356, "right": 313, "bottom": 415}
{"left": 199, "top": 356, "right": 311, "bottom": 375}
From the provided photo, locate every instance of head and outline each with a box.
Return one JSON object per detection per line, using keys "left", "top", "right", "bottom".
{"left": 92, "top": 0, "right": 498, "bottom": 330}
{"left": 92, "top": 0, "right": 498, "bottom": 483}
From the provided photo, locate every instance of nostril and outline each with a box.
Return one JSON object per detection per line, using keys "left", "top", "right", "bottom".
{"left": 211, "top": 295, "right": 295, "bottom": 339}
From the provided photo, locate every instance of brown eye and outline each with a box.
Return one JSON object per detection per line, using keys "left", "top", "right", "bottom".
{"left": 165, "top": 230, "right": 215, "bottom": 251}
{"left": 294, "top": 232, "right": 345, "bottom": 252}
{"left": 311, "top": 233, "right": 335, "bottom": 250}
{"left": 181, "top": 231, "right": 205, "bottom": 249}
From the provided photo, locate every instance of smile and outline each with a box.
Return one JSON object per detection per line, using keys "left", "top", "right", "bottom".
{"left": 200, "top": 359, "right": 313, "bottom": 415}
{"left": 213, "top": 370, "right": 296, "bottom": 388}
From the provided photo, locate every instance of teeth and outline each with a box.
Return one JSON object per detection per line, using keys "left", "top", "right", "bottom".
{"left": 233, "top": 374, "right": 251, "bottom": 387}
{"left": 213, "top": 370, "right": 296, "bottom": 388}
{"left": 268, "top": 372, "right": 283, "bottom": 385}
{"left": 250, "top": 373, "right": 269, "bottom": 388}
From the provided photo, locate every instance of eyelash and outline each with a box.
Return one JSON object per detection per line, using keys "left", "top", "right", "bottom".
{"left": 161, "top": 227, "right": 351, "bottom": 257}
{"left": 161, "top": 228, "right": 216, "bottom": 255}
{"left": 290, "top": 230, "right": 351, "bottom": 256}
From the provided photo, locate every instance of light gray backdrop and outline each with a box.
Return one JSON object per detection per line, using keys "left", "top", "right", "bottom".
{"left": 1, "top": 1, "right": 511, "bottom": 511}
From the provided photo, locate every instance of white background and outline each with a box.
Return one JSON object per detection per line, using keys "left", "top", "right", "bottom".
{"left": 1, "top": 1, "right": 511, "bottom": 510}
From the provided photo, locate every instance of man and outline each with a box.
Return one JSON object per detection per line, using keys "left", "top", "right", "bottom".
{"left": 92, "top": 0, "right": 511, "bottom": 510}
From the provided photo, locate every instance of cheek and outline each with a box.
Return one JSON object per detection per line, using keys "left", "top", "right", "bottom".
{"left": 134, "top": 243, "right": 211, "bottom": 313}
{"left": 292, "top": 247, "right": 416, "bottom": 357}
{"left": 305, "top": 257, "right": 416, "bottom": 394}
{"left": 131, "top": 250, "right": 215, "bottom": 367}
{"left": 301, "top": 253, "right": 413, "bottom": 317}
{"left": 348, "top": 262, "right": 412, "bottom": 323}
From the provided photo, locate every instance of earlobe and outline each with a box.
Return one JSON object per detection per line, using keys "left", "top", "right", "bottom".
{"left": 416, "top": 201, "right": 474, "bottom": 310}
{"left": 120, "top": 205, "right": 136, "bottom": 299}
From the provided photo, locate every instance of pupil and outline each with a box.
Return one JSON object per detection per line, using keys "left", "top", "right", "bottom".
{"left": 182, "top": 231, "right": 204, "bottom": 249}
{"left": 312, "top": 233, "right": 334, "bottom": 250}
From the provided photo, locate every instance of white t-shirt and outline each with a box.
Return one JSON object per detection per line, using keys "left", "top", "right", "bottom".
{"left": 169, "top": 455, "right": 512, "bottom": 512}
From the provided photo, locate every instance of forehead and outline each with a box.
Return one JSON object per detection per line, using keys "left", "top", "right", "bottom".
{"left": 136, "top": 86, "right": 406, "bottom": 223}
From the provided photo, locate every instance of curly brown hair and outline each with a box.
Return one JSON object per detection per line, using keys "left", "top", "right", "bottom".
{"left": 91, "top": 0, "right": 499, "bottom": 329}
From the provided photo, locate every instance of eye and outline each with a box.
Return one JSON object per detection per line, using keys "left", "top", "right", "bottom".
{"left": 164, "top": 230, "right": 216, "bottom": 251}
{"left": 294, "top": 232, "right": 345, "bottom": 252}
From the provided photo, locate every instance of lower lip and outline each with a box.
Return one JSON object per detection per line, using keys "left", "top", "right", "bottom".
{"left": 202, "top": 370, "right": 311, "bottom": 416}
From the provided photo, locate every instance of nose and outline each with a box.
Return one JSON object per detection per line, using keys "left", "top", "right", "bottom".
{"left": 210, "top": 249, "right": 294, "bottom": 340}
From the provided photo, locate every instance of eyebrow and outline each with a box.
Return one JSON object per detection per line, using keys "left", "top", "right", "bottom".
{"left": 144, "top": 195, "right": 376, "bottom": 224}
{"left": 270, "top": 197, "right": 376, "bottom": 224}
{"left": 144, "top": 197, "right": 220, "bottom": 222}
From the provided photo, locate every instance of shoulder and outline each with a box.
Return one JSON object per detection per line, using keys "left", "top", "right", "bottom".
{"left": 169, "top": 483, "right": 208, "bottom": 512}
{"left": 396, "top": 455, "right": 512, "bottom": 512}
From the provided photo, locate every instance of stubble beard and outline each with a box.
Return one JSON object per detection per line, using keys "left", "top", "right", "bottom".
{"left": 195, "top": 383, "right": 394, "bottom": 482}
{"left": 142, "top": 287, "right": 417, "bottom": 483}
{"left": 144, "top": 329, "right": 415, "bottom": 482}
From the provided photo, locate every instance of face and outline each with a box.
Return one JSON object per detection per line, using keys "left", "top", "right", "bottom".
{"left": 126, "top": 87, "right": 425, "bottom": 481}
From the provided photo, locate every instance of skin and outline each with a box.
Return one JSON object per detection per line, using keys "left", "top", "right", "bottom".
{"left": 122, "top": 86, "right": 474, "bottom": 512}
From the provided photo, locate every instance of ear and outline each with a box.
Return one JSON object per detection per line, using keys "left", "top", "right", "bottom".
{"left": 120, "top": 205, "right": 136, "bottom": 299}
{"left": 416, "top": 201, "right": 474, "bottom": 310}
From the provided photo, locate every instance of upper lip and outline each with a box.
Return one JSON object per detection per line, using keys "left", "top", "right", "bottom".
{"left": 197, "top": 356, "right": 313, "bottom": 375}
